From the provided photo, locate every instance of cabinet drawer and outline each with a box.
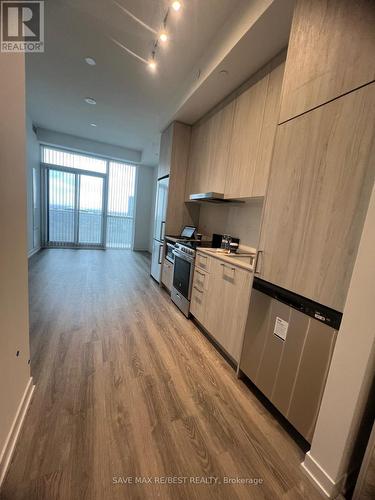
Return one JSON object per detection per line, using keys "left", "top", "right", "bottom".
{"left": 161, "top": 259, "right": 173, "bottom": 291}
{"left": 190, "top": 269, "right": 209, "bottom": 325}
{"left": 193, "top": 267, "right": 207, "bottom": 290}
{"left": 190, "top": 286, "right": 206, "bottom": 325}
{"left": 195, "top": 252, "right": 211, "bottom": 272}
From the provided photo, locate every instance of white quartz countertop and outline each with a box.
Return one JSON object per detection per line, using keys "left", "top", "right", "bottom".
{"left": 196, "top": 247, "right": 256, "bottom": 272}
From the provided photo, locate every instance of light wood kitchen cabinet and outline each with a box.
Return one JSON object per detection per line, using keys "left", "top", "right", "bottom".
{"left": 225, "top": 58, "right": 285, "bottom": 199}
{"left": 184, "top": 119, "right": 210, "bottom": 198}
{"left": 190, "top": 267, "right": 209, "bottom": 325}
{"left": 185, "top": 53, "right": 285, "bottom": 201}
{"left": 257, "top": 83, "right": 375, "bottom": 312}
{"left": 253, "top": 61, "right": 285, "bottom": 197}
{"left": 185, "top": 102, "right": 234, "bottom": 199}
{"left": 202, "top": 259, "right": 223, "bottom": 339}
{"left": 224, "top": 74, "right": 268, "bottom": 198}
{"left": 158, "top": 124, "right": 173, "bottom": 178}
{"left": 163, "top": 122, "right": 199, "bottom": 236}
{"left": 279, "top": 0, "right": 375, "bottom": 123}
{"left": 161, "top": 258, "right": 173, "bottom": 291}
{"left": 206, "top": 101, "right": 235, "bottom": 194}
{"left": 191, "top": 252, "right": 252, "bottom": 362}
{"left": 207, "top": 258, "right": 252, "bottom": 361}
{"left": 195, "top": 251, "right": 211, "bottom": 273}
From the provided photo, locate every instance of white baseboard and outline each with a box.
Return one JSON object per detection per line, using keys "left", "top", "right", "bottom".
{"left": 0, "top": 377, "right": 35, "bottom": 488}
{"left": 302, "top": 451, "right": 347, "bottom": 498}
{"left": 28, "top": 246, "right": 41, "bottom": 258}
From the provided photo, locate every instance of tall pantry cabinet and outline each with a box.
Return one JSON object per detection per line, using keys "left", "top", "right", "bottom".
{"left": 279, "top": 0, "right": 375, "bottom": 123}
{"left": 257, "top": 84, "right": 375, "bottom": 312}
{"left": 256, "top": 0, "right": 375, "bottom": 313}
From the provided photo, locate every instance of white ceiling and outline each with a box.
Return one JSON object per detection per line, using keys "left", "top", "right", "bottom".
{"left": 26, "top": 0, "right": 294, "bottom": 166}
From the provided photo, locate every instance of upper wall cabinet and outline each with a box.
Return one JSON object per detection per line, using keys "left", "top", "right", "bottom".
{"left": 257, "top": 83, "right": 375, "bottom": 312}
{"left": 224, "top": 74, "right": 268, "bottom": 199}
{"left": 158, "top": 124, "right": 173, "bottom": 178}
{"left": 158, "top": 122, "right": 199, "bottom": 235}
{"left": 185, "top": 54, "right": 285, "bottom": 201}
{"left": 207, "top": 101, "right": 235, "bottom": 194}
{"left": 225, "top": 61, "right": 285, "bottom": 199}
{"left": 185, "top": 101, "right": 234, "bottom": 199}
{"left": 279, "top": 0, "right": 375, "bottom": 123}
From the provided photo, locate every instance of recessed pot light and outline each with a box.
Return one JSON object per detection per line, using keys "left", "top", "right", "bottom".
{"left": 90, "top": 123, "right": 97, "bottom": 127}
{"left": 85, "top": 57, "right": 96, "bottom": 66}
{"left": 84, "top": 97, "right": 96, "bottom": 105}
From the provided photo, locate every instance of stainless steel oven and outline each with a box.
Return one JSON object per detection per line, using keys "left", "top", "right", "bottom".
{"left": 171, "top": 246, "right": 195, "bottom": 317}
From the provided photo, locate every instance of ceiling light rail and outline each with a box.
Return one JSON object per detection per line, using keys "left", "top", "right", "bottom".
{"left": 111, "top": 0, "right": 182, "bottom": 72}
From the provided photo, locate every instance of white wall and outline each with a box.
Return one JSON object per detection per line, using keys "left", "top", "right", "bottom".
{"left": 37, "top": 127, "right": 141, "bottom": 164}
{"left": 26, "top": 116, "right": 41, "bottom": 256}
{"left": 133, "top": 166, "right": 156, "bottom": 251}
{"left": 198, "top": 199, "right": 263, "bottom": 251}
{"left": 0, "top": 53, "right": 31, "bottom": 481}
{"left": 302, "top": 181, "right": 375, "bottom": 497}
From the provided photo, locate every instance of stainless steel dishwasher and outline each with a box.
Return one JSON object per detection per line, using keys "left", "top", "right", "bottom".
{"left": 239, "top": 277, "right": 342, "bottom": 443}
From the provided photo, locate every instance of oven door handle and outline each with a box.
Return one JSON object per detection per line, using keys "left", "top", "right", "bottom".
{"left": 172, "top": 249, "right": 194, "bottom": 263}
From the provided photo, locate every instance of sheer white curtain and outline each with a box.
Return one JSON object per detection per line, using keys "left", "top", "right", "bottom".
{"left": 106, "top": 161, "right": 136, "bottom": 249}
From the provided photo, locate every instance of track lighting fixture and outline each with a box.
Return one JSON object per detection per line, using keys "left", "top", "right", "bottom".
{"left": 172, "top": 1, "right": 181, "bottom": 11}
{"left": 159, "top": 31, "right": 168, "bottom": 43}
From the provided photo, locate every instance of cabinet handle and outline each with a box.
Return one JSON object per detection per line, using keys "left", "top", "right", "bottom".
{"left": 160, "top": 221, "right": 166, "bottom": 241}
{"left": 220, "top": 263, "right": 236, "bottom": 272}
{"left": 254, "top": 250, "right": 263, "bottom": 274}
{"left": 195, "top": 269, "right": 205, "bottom": 277}
{"left": 193, "top": 286, "right": 204, "bottom": 293}
{"left": 158, "top": 244, "right": 163, "bottom": 265}
{"left": 199, "top": 254, "right": 208, "bottom": 260}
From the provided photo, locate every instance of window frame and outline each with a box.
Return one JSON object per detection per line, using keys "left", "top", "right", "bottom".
{"left": 40, "top": 145, "right": 138, "bottom": 250}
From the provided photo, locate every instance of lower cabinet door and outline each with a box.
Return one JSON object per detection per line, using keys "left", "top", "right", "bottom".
{"left": 218, "top": 263, "right": 252, "bottom": 362}
{"left": 204, "top": 258, "right": 252, "bottom": 362}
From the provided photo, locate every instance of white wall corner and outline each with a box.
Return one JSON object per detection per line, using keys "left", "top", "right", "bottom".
{"left": 302, "top": 451, "right": 347, "bottom": 499}
{"left": 0, "top": 377, "right": 35, "bottom": 488}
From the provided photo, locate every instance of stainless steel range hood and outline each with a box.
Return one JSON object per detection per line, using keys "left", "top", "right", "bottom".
{"left": 189, "top": 192, "right": 244, "bottom": 203}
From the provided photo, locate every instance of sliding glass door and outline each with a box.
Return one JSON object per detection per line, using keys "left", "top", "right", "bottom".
{"left": 42, "top": 146, "right": 137, "bottom": 250}
{"left": 48, "top": 169, "right": 76, "bottom": 245}
{"left": 46, "top": 167, "right": 105, "bottom": 248}
{"left": 78, "top": 174, "right": 105, "bottom": 246}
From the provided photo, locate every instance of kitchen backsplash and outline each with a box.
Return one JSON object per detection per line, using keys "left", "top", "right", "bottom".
{"left": 198, "top": 199, "right": 263, "bottom": 251}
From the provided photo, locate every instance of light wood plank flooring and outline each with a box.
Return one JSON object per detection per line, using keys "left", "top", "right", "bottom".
{"left": 1, "top": 249, "right": 323, "bottom": 500}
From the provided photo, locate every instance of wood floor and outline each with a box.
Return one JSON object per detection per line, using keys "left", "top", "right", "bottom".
{"left": 1, "top": 249, "right": 324, "bottom": 500}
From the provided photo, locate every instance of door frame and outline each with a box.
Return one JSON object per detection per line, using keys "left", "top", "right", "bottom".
{"left": 41, "top": 163, "right": 106, "bottom": 249}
